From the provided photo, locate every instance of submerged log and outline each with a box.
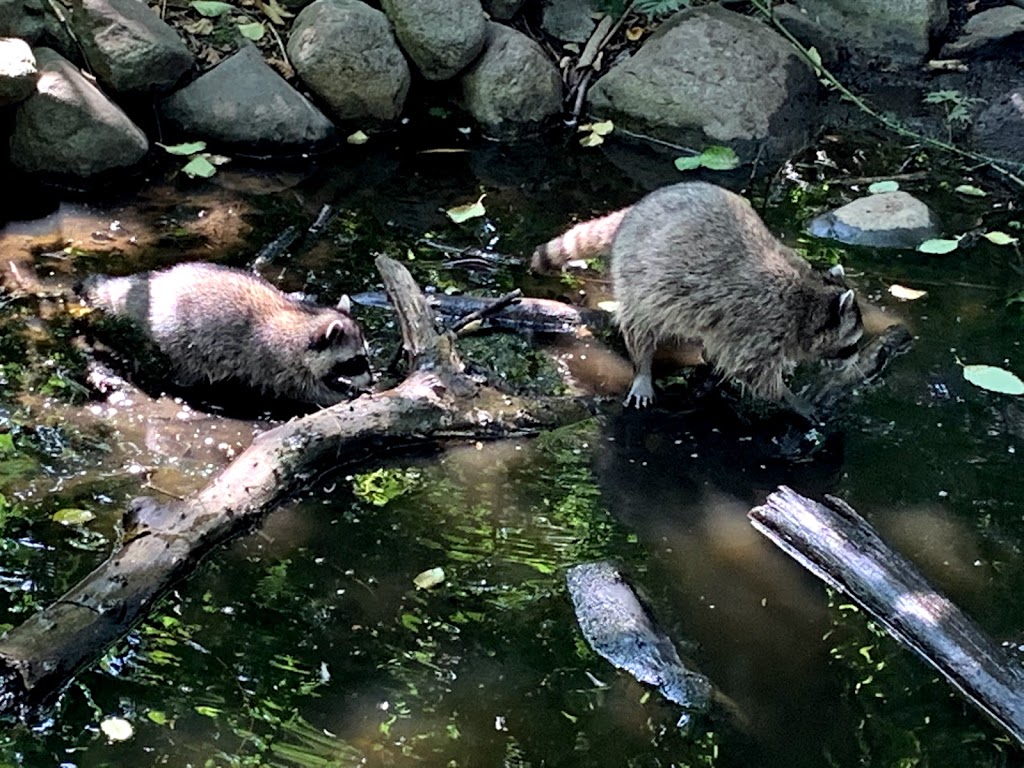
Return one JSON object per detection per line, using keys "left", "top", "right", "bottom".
{"left": 749, "top": 487, "right": 1024, "bottom": 747}
{"left": 0, "top": 256, "right": 591, "bottom": 719}
{"left": 351, "top": 291, "right": 610, "bottom": 334}
{"left": 566, "top": 560, "right": 712, "bottom": 728}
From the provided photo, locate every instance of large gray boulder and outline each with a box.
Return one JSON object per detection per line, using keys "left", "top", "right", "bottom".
{"left": 0, "top": 0, "right": 75, "bottom": 54}
{"left": 9, "top": 47, "right": 148, "bottom": 177}
{"left": 159, "top": 45, "right": 334, "bottom": 152}
{"left": 0, "top": 36, "right": 35, "bottom": 105}
{"left": 461, "top": 22, "right": 562, "bottom": 140}
{"left": 381, "top": 0, "right": 486, "bottom": 81}
{"left": 72, "top": 0, "right": 193, "bottom": 93}
{"left": 288, "top": 0, "right": 410, "bottom": 123}
{"left": 793, "top": 0, "right": 947, "bottom": 62}
{"left": 941, "top": 6, "right": 1024, "bottom": 58}
{"left": 588, "top": 7, "right": 818, "bottom": 167}
{"left": 541, "top": 0, "right": 596, "bottom": 43}
{"left": 973, "top": 88, "right": 1024, "bottom": 167}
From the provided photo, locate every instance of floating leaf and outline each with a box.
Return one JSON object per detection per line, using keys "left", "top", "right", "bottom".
{"left": 579, "top": 132, "right": 604, "bottom": 147}
{"left": 674, "top": 145, "right": 739, "bottom": 172}
{"left": 413, "top": 567, "right": 445, "bottom": 590}
{"left": 100, "top": 717, "right": 134, "bottom": 742}
{"left": 146, "top": 710, "right": 169, "bottom": 725}
{"left": 206, "top": 153, "right": 231, "bottom": 167}
{"left": 963, "top": 364, "right": 1024, "bottom": 395}
{"left": 954, "top": 184, "right": 986, "bottom": 197}
{"left": 983, "top": 231, "right": 1018, "bottom": 246}
{"left": 446, "top": 194, "right": 486, "bottom": 224}
{"left": 195, "top": 706, "right": 222, "bottom": 718}
{"left": 237, "top": 21, "right": 264, "bottom": 40}
{"left": 52, "top": 507, "right": 95, "bottom": 525}
{"left": 191, "top": 0, "right": 233, "bottom": 16}
{"left": 889, "top": 284, "right": 927, "bottom": 301}
{"left": 157, "top": 141, "right": 206, "bottom": 156}
{"left": 917, "top": 238, "right": 960, "bottom": 254}
{"left": 625, "top": 25, "right": 644, "bottom": 41}
{"left": 182, "top": 155, "right": 217, "bottom": 179}
{"left": 590, "top": 120, "right": 614, "bottom": 136}
{"left": 347, "top": 130, "right": 369, "bottom": 145}
{"left": 868, "top": 180, "right": 899, "bottom": 194}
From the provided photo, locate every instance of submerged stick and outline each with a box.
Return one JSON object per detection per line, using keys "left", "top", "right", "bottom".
{"left": 749, "top": 487, "right": 1024, "bottom": 747}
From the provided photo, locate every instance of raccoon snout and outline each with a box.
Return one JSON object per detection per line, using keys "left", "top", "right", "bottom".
{"left": 327, "top": 355, "right": 373, "bottom": 392}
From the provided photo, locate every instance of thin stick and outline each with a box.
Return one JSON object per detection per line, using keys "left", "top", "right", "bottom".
{"left": 449, "top": 289, "right": 523, "bottom": 335}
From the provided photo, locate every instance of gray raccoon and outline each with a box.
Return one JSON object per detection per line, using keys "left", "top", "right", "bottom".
{"left": 79, "top": 262, "right": 372, "bottom": 407}
{"left": 534, "top": 182, "right": 863, "bottom": 416}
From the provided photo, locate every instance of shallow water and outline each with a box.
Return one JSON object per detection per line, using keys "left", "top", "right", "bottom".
{"left": 1, "top": 133, "right": 1023, "bottom": 767}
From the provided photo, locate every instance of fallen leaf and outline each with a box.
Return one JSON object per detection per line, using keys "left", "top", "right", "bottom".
{"left": 157, "top": 140, "right": 207, "bottom": 156}
{"left": 579, "top": 132, "right": 604, "bottom": 147}
{"left": 954, "top": 184, "right": 986, "bottom": 197}
{"left": 100, "top": 717, "right": 134, "bottom": 742}
{"left": 983, "top": 231, "right": 1019, "bottom": 246}
{"left": 347, "top": 130, "right": 369, "bottom": 145}
{"left": 962, "top": 364, "right": 1024, "bottom": 395}
{"left": 446, "top": 194, "right": 486, "bottom": 224}
{"left": 182, "top": 155, "right": 217, "bottom": 179}
{"left": 868, "top": 180, "right": 899, "bottom": 194}
{"left": 52, "top": 507, "right": 95, "bottom": 525}
{"left": 414, "top": 567, "right": 445, "bottom": 590}
{"left": 917, "top": 238, "right": 960, "bottom": 254}
{"left": 888, "top": 284, "right": 928, "bottom": 300}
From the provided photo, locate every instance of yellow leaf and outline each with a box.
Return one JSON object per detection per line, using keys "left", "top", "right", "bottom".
{"left": 347, "top": 130, "right": 369, "bottom": 145}
{"left": 626, "top": 25, "right": 644, "bottom": 41}
{"left": 446, "top": 194, "right": 486, "bottom": 224}
{"left": 590, "top": 120, "right": 614, "bottom": 136}
{"left": 414, "top": 567, "right": 445, "bottom": 590}
{"left": 579, "top": 132, "right": 604, "bottom": 147}
{"left": 888, "top": 284, "right": 927, "bottom": 301}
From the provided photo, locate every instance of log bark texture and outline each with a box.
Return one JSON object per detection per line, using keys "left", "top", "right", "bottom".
{"left": 0, "top": 255, "right": 591, "bottom": 718}
{"left": 749, "top": 486, "right": 1024, "bottom": 747}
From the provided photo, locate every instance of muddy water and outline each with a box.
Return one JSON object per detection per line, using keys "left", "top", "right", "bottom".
{"left": 1, "top": 137, "right": 1022, "bottom": 767}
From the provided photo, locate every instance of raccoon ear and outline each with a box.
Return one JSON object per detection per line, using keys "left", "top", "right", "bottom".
{"left": 838, "top": 289, "right": 855, "bottom": 313}
{"left": 310, "top": 318, "right": 349, "bottom": 350}
{"left": 336, "top": 295, "right": 352, "bottom": 314}
{"left": 828, "top": 264, "right": 845, "bottom": 279}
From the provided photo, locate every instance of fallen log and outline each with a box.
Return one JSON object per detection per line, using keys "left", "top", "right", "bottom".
{"left": 351, "top": 290, "right": 610, "bottom": 334}
{"left": 749, "top": 487, "right": 1024, "bottom": 747}
{"left": 0, "top": 255, "right": 591, "bottom": 719}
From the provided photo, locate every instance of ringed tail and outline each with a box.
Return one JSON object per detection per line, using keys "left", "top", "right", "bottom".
{"left": 530, "top": 207, "right": 630, "bottom": 272}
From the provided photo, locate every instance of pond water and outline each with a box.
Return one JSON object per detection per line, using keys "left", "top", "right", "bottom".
{"left": 1, "top": 130, "right": 1023, "bottom": 768}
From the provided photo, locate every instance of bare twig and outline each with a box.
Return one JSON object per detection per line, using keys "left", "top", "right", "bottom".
{"left": 449, "top": 289, "right": 523, "bottom": 335}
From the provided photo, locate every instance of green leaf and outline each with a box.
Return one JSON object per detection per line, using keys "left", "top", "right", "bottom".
{"left": 954, "top": 184, "right": 986, "bottom": 197}
{"left": 698, "top": 145, "right": 740, "bottom": 170}
{"left": 146, "top": 710, "right": 169, "bottom": 725}
{"left": 195, "top": 706, "right": 222, "bottom": 718}
{"left": 868, "top": 180, "right": 899, "bottom": 194}
{"left": 446, "top": 194, "right": 486, "bottom": 224}
{"left": 157, "top": 140, "right": 207, "bottom": 156}
{"left": 983, "top": 231, "right": 1018, "bottom": 246}
{"left": 237, "top": 21, "right": 264, "bottom": 40}
{"left": 413, "top": 567, "right": 445, "bottom": 590}
{"left": 674, "top": 145, "right": 739, "bottom": 172}
{"left": 963, "top": 364, "right": 1024, "bottom": 395}
{"left": 182, "top": 155, "right": 217, "bottom": 178}
{"left": 917, "top": 238, "right": 960, "bottom": 254}
{"left": 191, "top": 0, "right": 233, "bottom": 15}
{"left": 52, "top": 507, "right": 95, "bottom": 525}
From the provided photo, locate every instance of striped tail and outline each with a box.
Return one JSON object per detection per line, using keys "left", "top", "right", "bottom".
{"left": 530, "top": 207, "right": 630, "bottom": 272}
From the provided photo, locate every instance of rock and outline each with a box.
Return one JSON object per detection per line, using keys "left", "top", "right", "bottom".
{"left": 588, "top": 7, "right": 818, "bottom": 168}
{"left": 941, "top": 6, "right": 1024, "bottom": 58}
{"left": 771, "top": 4, "right": 841, "bottom": 67}
{"left": 972, "top": 88, "right": 1024, "bottom": 167}
{"left": 72, "top": 0, "right": 193, "bottom": 93}
{"left": 793, "top": 0, "right": 947, "bottom": 62}
{"left": 807, "top": 191, "right": 940, "bottom": 249}
{"left": 541, "top": 0, "right": 596, "bottom": 43}
{"left": 159, "top": 45, "right": 335, "bottom": 153}
{"left": 9, "top": 47, "right": 148, "bottom": 177}
{"left": 460, "top": 22, "right": 562, "bottom": 140}
{"left": 381, "top": 0, "right": 486, "bottom": 81}
{"left": 288, "top": 0, "right": 410, "bottom": 123}
{"left": 0, "top": 0, "right": 44, "bottom": 43}
{"left": 481, "top": 0, "right": 524, "bottom": 21}
{"left": 0, "top": 36, "right": 35, "bottom": 105}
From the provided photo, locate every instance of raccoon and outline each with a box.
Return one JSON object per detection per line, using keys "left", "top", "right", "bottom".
{"left": 78, "top": 262, "right": 372, "bottom": 407}
{"left": 532, "top": 182, "right": 863, "bottom": 417}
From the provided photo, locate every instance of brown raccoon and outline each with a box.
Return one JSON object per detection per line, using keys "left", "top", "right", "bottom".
{"left": 533, "top": 182, "right": 863, "bottom": 416}
{"left": 78, "top": 262, "right": 372, "bottom": 407}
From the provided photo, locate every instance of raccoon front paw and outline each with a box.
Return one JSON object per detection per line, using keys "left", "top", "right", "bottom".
{"left": 624, "top": 375, "right": 655, "bottom": 409}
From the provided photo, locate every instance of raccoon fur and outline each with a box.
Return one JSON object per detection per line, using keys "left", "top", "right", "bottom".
{"left": 532, "top": 182, "right": 863, "bottom": 416}
{"left": 78, "top": 262, "right": 372, "bottom": 407}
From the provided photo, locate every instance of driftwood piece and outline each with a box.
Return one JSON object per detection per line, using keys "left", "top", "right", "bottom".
{"left": 352, "top": 291, "right": 610, "bottom": 334}
{"left": 809, "top": 324, "right": 913, "bottom": 412}
{"left": 566, "top": 561, "right": 712, "bottom": 728}
{"left": 0, "top": 256, "right": 591, "bottom": 719}
{"left": 749, "top": 487, "right": 1024, "bottom": 747}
